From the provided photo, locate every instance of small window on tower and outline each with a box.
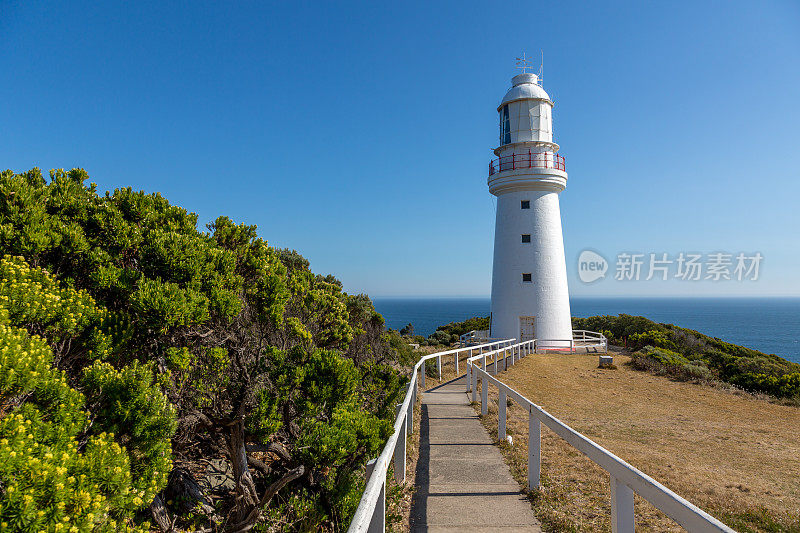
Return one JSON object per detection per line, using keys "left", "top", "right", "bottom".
{"left": 521, "top": 234, "right": 531, "bottom": 243}
{"left": 521, "top": 200, "right": 530, "bottom": 209}
{"left": 522, "top": 273, "right": 533, "bottom": 283}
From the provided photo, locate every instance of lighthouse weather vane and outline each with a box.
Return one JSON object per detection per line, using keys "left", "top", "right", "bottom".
{"left": 515, "top": 52, "right": 532, "bottom": 73}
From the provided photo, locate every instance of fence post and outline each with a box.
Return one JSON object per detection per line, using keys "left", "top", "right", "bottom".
{"left": 365, "top": 459, "right": 385, "bottom": 533}
{"left": 420, "top": 364, "right": 425, "bottom": 389}
{"left": 498, "top": 388, "right": 507, "bottom": 440}
{"left": 611, "top": 476, "right": 635, "bottom": 533}
{"left": 483, "top": 354, "right": 486, "bottom": 371}
{"left": 471, "top": 368, "right": 477, "bottom": 403}
{"left": 407, "top": 385, "right": 414, "bottom": 435}
{"left": 528, "top": 412, "right": 541, "bottom": 490}
{"left": 394, "top": 404, "right": 406, "bottom": 483}
{"left": 481, "top": 376, "right": 488, "bottom": 416}
{"left": 455, "top": 352, "right": 459, "bottom": 375}
{"left": 437, "top": 355, "right": 442, "bottom": 380}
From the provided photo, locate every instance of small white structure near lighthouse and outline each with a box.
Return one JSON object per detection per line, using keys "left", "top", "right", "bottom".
{"left": 488, "top": 68, "right": 572, "bottom": 345}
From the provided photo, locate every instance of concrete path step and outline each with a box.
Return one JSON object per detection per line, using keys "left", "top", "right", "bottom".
{"left": 409, "top": 376, "right": 542, "bottom": 532}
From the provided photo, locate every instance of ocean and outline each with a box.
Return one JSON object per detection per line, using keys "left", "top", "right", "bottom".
{"left": 371, "top": 297, "right": 800, "bottom": 364}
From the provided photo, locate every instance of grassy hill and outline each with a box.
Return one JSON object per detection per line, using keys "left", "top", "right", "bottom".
{"left": 572, "top": 314, "right": 800, "bottom": 402}
{"left": 480, "top": 352, "right": 800, "bottom": 532}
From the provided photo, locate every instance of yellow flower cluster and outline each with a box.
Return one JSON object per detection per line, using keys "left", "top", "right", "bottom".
{"left": 0, "top": 258, "right": 154, "bottom": 531}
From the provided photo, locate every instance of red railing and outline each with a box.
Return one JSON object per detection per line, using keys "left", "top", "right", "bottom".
{"left": 488, "top": 151, "right": 565, "bottom": 176}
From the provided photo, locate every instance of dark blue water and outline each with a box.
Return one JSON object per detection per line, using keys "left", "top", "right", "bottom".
{"left": 372, "top": 297, "right": 800, "bottom": 363}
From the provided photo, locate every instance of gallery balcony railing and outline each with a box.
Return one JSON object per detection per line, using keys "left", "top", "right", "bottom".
{"left": 488, "top": 151, "right": 566, "bottom": 176}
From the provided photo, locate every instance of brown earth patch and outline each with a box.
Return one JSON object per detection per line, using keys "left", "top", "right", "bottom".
{"left": 474, "top": 351, "right": 800, "bottom": 532}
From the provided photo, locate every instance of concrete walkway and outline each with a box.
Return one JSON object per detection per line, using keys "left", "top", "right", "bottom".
{"left": 409, "top": 376, "right": 542, "bottom": 532}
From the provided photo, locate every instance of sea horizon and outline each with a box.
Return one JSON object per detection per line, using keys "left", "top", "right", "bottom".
{"left": 372, "top": 296, "right": 800, "bottom": 363}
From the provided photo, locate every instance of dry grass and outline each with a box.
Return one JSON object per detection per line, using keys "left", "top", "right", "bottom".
{"left": 473, "top": 351, "right": 800, "bottom": 532}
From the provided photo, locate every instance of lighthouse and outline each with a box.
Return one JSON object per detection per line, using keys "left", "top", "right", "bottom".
{"left": 488, "top": 68, "right": 572, "bottom": 346}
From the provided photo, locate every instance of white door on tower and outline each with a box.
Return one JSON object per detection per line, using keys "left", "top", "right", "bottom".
{"left": 519, "top": 316, "right": 536, "bottom": 341}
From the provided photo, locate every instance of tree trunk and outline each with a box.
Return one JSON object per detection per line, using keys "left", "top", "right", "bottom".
{"left": 227, "top": 420, "right": 259, "bottom": 523}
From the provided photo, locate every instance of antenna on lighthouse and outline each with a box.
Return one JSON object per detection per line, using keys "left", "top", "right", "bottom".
{"left": 538, "top": 50, "right": 544, "bottom": 85}
{"left": 515, "top": 53, "right": 532, "bottom": 73}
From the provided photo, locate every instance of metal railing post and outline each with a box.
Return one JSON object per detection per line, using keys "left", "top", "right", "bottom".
{"left": 454, "top": 352, "right": 459, "bottom": 375}
{"left": 394, "top": 404, "right": 406, "bottom": 483}
{"left": 437, "top": 355, "right": 442, "bottom": 380}
{"left": 465, "top": 349, "right": 472, "bottom": 392}
{"left": 365, "top": 459, "right": 385, "bottom": 533}
{"left": 611, "top": 476, "right": 635, "bottom": 533}
{"left": 498, "top": 388, "right": 507, "bottom": 440}
{"left": 471, "top": 367, "right": 477, "bottom": 403}
{"left": 420, "top": 364, "right": 425, "bottom": 389}
{"left": 528, "top": 412, "right": 541, "bottom": 490}
{"left": 481, "top": 376, "right": 488, "bottom": 416}
{"left": 407, "top": 386, "right": 414, "bottom": 435}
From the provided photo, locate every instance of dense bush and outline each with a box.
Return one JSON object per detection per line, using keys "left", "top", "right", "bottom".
{"left": 0, "top": 286, "right": 164, "bottom": 531}
{"left": 574, "top": 314, "right": 800, "bottom": 400}
{"left": 0, "top": 168, "right": 409, "bottom": 532}
{"left": 630, "top": 346, "right": 712, "bottom": 382}
{"left": 419, "top": 315, "right": 492, "bottom": 346}
{"left": 433, "top": 315, "right": 490, "bottom": 339}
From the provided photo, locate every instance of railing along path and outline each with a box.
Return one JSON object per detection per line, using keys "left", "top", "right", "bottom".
{"left": 347, "top": 332, "right": 735, "bottom": 533}
{"left": 347, "top": 338, "right": 513, "bottom": 533}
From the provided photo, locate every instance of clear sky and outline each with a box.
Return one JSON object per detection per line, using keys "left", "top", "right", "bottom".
{"left": 2, "top": 1, "right": 799, "bottom": 297}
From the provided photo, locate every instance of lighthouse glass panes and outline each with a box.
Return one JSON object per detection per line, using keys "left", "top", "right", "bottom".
{"left": 488, "top": 71, "right": 572, "bottom": 345}
{"left": 500, "top": 105, "right": 511, "bottom": 145}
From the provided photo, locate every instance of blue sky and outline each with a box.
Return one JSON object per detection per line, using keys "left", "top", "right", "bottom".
{"left": 2, "top": 1, "right": 799, "bottom": 297}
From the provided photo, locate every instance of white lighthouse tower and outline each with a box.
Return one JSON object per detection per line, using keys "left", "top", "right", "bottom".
{"left": 488, "top": 67, "right": 572, "bottom": 345}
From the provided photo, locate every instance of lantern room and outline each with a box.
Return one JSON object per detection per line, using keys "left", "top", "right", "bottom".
{"left": 497, "top": 73, "right": 554, "bottom": 146}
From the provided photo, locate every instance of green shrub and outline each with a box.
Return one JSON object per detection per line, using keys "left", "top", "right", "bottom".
{"left": 432, "top": 315, "right": 490, "bottom": 338}
{"left": 575, "top": 314, "right": 800, "bottom": 399}
{"left": 428, "top": 330, "right": 456, "bottom": 346}
{"left": 681, "top": 361, "right": 712, "bottom": 381}
{"left": 0, "top": 324, "right": 150, "bottom": 532}
{"left": 82, "top": 360, "right": 176, "bottom": 503}
{"left": 0, "top": 168, "right": 409, "bottom": 531}
{"left": 629, "top": 330, "right": 675, "bottom": 351}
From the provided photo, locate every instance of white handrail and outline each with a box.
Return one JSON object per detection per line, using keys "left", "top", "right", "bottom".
{"left": 347, "top": 338, "right": 514, "bottom": 533}
{"left": 465, "top": 339, "right": 735, "bottom": 533}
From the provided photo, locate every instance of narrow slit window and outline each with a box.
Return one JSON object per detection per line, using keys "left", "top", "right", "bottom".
{"left": 521, "top": 234, "right": 531, "bottom": 243}
{"left": 522, "top": 273, "right": 532, "bottom": 283}
{"left": 521, "top": 200, "right": 530, "bottom": 209}
{"left": 500, "top": 105, "right": 511, "bottom": 145}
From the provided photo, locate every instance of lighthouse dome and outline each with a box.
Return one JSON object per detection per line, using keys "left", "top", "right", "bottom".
{"left": 498, "top": 73, "right": 551, "bottom": 109}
